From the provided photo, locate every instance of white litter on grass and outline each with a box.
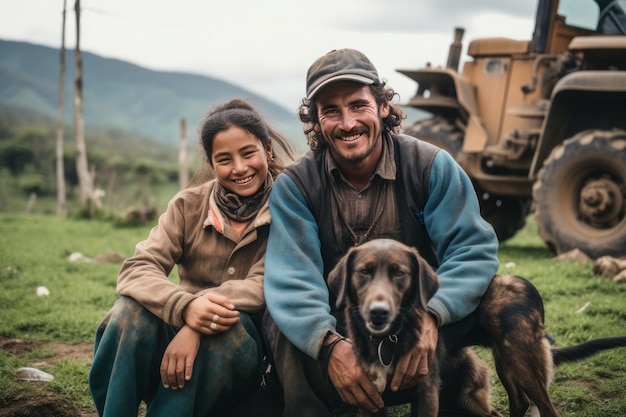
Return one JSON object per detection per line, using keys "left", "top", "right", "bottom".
{"left": 504, "top": 262, "right": 516, "bottom": 269}
{"left": 576, "top": 301, "right": 591, "bottom": 313}
{"left": 68, "top": 252, "right": 94, "bottom": 262}
{"left": 36, "top": 286, "right": 50, "bottom": 297}
{"left": 16, "top": 367, "right": 54, "bottom": 382}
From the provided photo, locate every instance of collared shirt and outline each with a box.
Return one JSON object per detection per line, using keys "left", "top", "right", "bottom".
{"left": 325, "top": 133, "right": 402, "bottom": 252}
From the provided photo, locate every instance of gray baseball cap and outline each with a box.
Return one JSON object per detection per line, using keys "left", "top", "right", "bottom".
{"left": 306, "top": 49, "right": 380, "bottom": 100}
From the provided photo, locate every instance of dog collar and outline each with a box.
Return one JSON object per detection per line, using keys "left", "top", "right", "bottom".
{"left": 373, "top": 334, "right": 398, "bottom": 367}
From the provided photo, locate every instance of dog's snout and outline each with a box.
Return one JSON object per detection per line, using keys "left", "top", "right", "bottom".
{"left": 369, "top": 301, "right": 390, "bottom": 326}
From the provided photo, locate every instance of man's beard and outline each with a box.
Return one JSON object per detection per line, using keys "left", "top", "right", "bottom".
{"left": 331, "top": 129, "right": 382, "bottom": 163}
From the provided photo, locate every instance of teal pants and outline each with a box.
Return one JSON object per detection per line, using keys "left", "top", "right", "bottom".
{"left": 89, "top": 296, "right": 262, "bottom": 417}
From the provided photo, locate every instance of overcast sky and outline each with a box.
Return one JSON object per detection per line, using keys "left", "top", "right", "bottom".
{"left": 0, "top": 0, "right": 538, "bottom": 112}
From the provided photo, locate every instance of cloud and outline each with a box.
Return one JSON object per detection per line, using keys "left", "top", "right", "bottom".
{"left": 0, "top": 0, "right": 537, "bottom": 110}
{"left": 322, "top": 0, "right": 537, "bottom": 34}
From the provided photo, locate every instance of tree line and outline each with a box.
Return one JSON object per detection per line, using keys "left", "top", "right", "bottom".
{"left": 0, "top": 108, "right": 183, "bottom": 216}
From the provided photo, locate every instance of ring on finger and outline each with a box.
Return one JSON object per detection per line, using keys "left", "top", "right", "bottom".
{"left": 212, "top": 314, "right": 219, "bottom": 323}
{"left": 210, "top": 322, "right": 217, "bottom": 330}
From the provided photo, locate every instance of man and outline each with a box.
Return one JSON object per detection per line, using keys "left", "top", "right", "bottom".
{"left": 263, "top": 48, "right": 499, "bottom": 416}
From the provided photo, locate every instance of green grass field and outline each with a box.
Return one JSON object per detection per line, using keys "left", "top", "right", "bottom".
{"left": 0, "top": 214, "right": 625, "bottom": 416}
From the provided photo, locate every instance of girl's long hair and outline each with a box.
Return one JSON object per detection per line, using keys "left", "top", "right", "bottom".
{"left": 189, "top": 99, "right": 296, "bottom": 185}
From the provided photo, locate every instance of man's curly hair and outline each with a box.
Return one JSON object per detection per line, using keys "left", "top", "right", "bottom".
{"left": 297, "top": 80, "right": 406, "bottom": 151}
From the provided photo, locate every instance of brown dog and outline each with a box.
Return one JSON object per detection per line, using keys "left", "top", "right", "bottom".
{"left": 327, "top": 239, "right": 501, "bottom": 417}
{"left": 327, "top": 238, "right": 626, "bottom": 417}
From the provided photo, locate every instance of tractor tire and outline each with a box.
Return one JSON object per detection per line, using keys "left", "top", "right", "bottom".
{"left": 402, "top": 116, "right": 463, "bottom": 157}
{"left": 404, "top": 116, "right": 530, "bottom": 241}
{"left": 532, "top": 129, "right": 626, "bottom": 258}
{"left": 475, "top": 187, "right": 531, "bottom": 242}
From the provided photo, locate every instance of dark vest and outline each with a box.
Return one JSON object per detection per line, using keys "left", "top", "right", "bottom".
{"left": 283, "top": 133, "right": 440, "bottom": 278}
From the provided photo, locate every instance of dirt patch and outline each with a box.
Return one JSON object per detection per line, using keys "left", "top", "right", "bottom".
{"left": 0, "top": 338, "right": 95, "bottom": 417}
{"left": 0, "top": 396, "right": 81, "bottom": 417}
{"left": 0, "top": 338, "right": 93, "bottom": 366}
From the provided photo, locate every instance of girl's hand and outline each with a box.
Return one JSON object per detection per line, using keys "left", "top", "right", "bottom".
{"left": 160, "top": 326, "right": 201, "bottom": 389}
{"left": 182, "top": 292, "right": 240, "bottom": 335}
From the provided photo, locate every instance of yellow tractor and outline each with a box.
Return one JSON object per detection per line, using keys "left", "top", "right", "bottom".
{"left": 399, "top": 0, "right": 626, "bottom": 258}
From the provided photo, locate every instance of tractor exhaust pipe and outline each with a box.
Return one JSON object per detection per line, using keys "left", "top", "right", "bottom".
{"left": 446, "top": 27, "right": 465, "bottom": 72}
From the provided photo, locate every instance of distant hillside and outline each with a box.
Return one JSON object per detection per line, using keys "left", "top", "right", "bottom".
{"left": 0, "top": 39, "right": 306, "bottom": 152}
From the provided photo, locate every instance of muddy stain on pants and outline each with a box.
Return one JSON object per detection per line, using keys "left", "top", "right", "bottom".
{"left": 89, "top": 296, "right": 261, "bottom": 417}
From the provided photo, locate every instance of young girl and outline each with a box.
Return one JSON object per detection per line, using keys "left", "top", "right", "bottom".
{"left": 89, "top": 99, "right": 293, "bottom": 417}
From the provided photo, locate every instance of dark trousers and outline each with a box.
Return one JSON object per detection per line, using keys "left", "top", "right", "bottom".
{"left": 89, "top": 296, "right": 262, "bottom": 417}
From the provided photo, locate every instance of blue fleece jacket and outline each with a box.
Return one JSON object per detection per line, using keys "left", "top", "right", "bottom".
{"left": 264, "top": 149, "right": 499, "bottom": 359}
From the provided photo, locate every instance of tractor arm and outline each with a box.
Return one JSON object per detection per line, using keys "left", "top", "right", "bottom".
{"left": 397, "top": 67, "right": 489, "bottom": 152}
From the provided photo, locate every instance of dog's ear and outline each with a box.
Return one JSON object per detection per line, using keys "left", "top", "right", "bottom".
{"left": 327, "top": 248, "right": 356, "bottom": 310}
{"left": 409, "top": 247, "right": 440, "bottom": 310}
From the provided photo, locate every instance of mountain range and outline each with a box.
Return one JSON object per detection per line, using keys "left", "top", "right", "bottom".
{"left": 0, "top": 39, "right": 307, "bottom": 152}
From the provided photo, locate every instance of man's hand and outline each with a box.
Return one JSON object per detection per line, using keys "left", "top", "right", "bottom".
{"left": 390, "top": 311, "right": 438, "bottom": 391}
{"left": 327, "top": 339, "right": 385, "bottom": 413}
{"left": 182, "top": 292, "right": 240, "bottom": 335}
{"left": 160, "top": 325, "right": 201, "bottom": 390}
